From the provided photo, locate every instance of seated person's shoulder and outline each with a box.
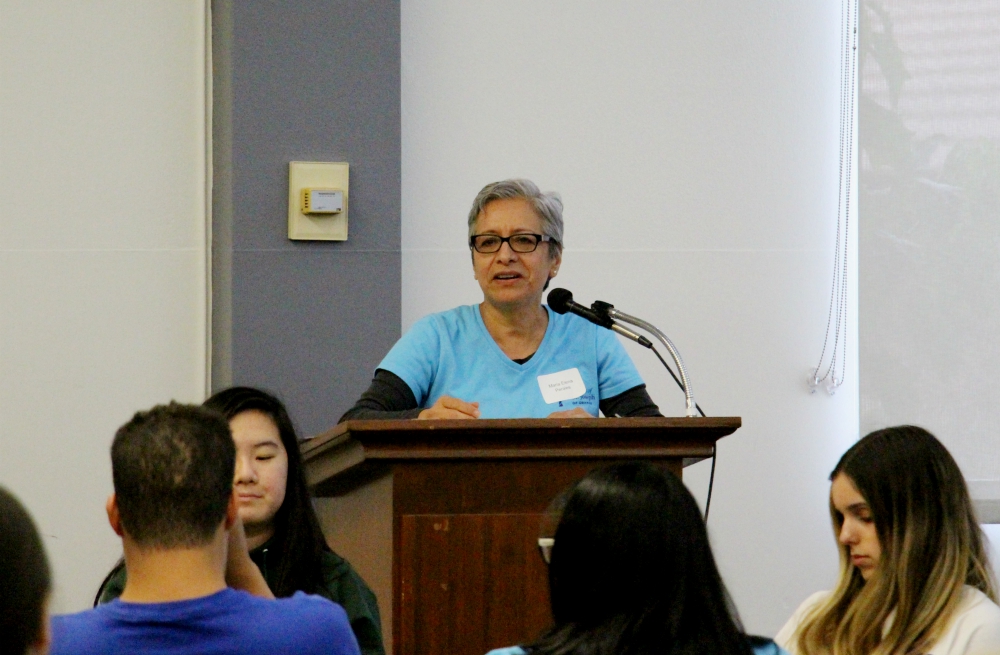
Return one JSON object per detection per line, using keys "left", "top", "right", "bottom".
{"left": 259, "top": 588, "right": 350, "bottom": 622}
{"left": 53, "top": 593, "right": 359, "bottom": 655}
{"left": 485, "top": 647, "right": 528, "bottom": 655}
{"left": 940, "top": 586, "right": 1000, "bottom": 651}
{"left": 957, "top": 585, "right": 1000, "bottom": 619}
{"left": 50, "top": 607, "right": 114, "bottom": 650}
{"left": 788, "top": 590, "right": 832, "bottom": 619}
{"left": 775, "top": 590, "right": 832, "bottom": 649}
{"left": 320, "top": 549, "right": 371, "bottom": 591}
{"left": 319, "top": 553, "right": 354, "bottom": 595}
{"left": 746, "top": 635, "right": 792, "bottom": 655}
{"left": 232, "top": 590, "right": 361, "bottom": 654}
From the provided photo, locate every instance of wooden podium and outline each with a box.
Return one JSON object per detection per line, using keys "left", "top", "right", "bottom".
{"left": 302, "top": 417, "right": 740, "bottom": 655}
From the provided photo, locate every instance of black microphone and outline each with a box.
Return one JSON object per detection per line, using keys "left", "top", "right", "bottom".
{"left": 547, "top": 288, "right": 614, "bottom": 328}
{"left": 548, "top": 288, "right": 653, "bottom": 349}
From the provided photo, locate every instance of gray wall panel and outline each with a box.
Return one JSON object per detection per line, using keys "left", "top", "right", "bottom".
{"left": 230, "top": 0, "right": 401, "bottom": 252}
{"left": 214, "top": 0, "right": 401, "bottom": 430}
{"left": 231, "top": 251, "right": 401, "bottom": 435}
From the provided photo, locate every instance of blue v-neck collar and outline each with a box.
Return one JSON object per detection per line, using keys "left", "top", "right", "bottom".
{"left": 474, "top": 304, "right": 554, "bottom": 373}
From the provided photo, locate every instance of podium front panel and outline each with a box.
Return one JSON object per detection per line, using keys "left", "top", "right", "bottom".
{"left": 392, "top": 458, "right": 681, "bottom": 655}
{"left": 305, "top": 418, "right": 739, "bottom": 655}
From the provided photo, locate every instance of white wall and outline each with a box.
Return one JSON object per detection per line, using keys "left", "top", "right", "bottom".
{"left": 402, "top": 1, "right": 858, "bottom": 634}
{"left": 0, "top": 2, "right": 209, "bottom": 612}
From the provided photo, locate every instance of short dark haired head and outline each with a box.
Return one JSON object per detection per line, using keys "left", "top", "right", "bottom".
{"left": 202, "top": 386, "right": 330, "bottom": 597}
{"left": 540, "top": 462, "right": 748, "bottom": 654}
{"left": 0, "top": 486, "right": 51, "bottom": 655}
{"left": 111, "top": 402, "right": 235, "bottom": 548}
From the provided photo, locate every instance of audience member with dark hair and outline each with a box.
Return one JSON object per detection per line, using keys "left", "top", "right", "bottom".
{"left": 51, "top": 402, "right": 360, "bottom": 655}
{"left": 776, "top": 425, "right": 1000, "bottom": 655}
{"left": 96, "top": 387, "right": 384, "bottom": 655}
{"left": 491, "top": 461, "right": 786, "bottom": 655}
{"left": 0, "top": 486, "right": 52, "bottom": 655}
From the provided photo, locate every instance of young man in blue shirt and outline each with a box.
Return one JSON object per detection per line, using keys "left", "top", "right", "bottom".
{"left": 51, "top": 402, "right": 360, "bottom": 655}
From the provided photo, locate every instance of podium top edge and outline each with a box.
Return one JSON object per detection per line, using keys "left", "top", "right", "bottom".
{"left": 302, "top": 416, "right": 741, "bottom": 455}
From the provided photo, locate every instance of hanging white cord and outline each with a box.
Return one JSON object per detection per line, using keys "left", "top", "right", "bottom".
{"left": 810, "top": 0, "right": 858, "bottom": 396}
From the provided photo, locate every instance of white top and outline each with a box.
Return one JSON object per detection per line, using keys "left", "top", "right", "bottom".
{"left": 775, "top": 586, "right": 1000, "bottom": 655}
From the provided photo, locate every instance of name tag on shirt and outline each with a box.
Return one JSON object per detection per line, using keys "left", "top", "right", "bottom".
{"left": 537, "top": 368, "right": 587, "bottom": 404}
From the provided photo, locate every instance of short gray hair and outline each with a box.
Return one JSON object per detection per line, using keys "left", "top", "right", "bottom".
{"left": 467, "top": 179, "right": 564, "bottom": 258}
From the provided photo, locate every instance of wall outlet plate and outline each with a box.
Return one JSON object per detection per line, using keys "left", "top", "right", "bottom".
{"left": 288, "top": 162, "right": 349, "bottom": 240}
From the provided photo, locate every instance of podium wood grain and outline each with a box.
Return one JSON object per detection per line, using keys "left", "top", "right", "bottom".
{"left": 303, "top": 417, "right": 740, "bottom": 655}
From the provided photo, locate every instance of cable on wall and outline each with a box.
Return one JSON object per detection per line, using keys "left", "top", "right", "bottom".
{"left": 809, "top": 0, "right": 858, "bottom": 396}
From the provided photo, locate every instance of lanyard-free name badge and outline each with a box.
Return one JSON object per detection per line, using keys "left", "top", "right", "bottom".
{"left": 537, "top": 368, "right": 586, "bottom": 405}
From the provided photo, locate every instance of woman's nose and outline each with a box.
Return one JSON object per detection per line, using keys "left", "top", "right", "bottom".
{"left": 838, "top": 520, "right": 857, "bottom": 545}
{"left": 496, "top": 241, "right": 518, "bottom": 261}
{"left": 234, "top": 457, "right": 257, "bottom": 483}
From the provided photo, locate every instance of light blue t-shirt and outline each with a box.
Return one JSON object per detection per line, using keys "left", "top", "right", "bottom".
{"left": 378, "top": 304, "right": 645, "bottom": 418}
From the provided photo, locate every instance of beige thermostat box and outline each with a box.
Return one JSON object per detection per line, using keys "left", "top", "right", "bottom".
{"left": 288, "top": 162, "right": 349, "bottom": 241}
{"left": 301, "top": 188, "right": 344, "bottom": 214}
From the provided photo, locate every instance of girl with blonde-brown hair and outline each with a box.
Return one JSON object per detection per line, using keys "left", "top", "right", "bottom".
{"left": 776, "top": 425, "right": 1000, "bottom": 655}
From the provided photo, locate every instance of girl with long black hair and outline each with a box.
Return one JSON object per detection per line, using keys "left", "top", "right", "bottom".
{"left": 95, "top": 387, "right": 384, "bottom": 655}
{"left": 493, "top": 461, "right": 785, "bottom": 655}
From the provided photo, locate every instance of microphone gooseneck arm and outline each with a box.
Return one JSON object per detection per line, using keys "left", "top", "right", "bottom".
{"left": 547, "top": 288, "right": 712, "bottom": 518}
{"left": 610, "top": 323, "right": 653, "bottom": 348}
{"left": 593, "top": 302, "right": 699, "bottom": 418}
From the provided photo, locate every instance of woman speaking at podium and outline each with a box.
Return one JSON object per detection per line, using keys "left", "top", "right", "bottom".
{"left": 341, "top": 179, "right": 661, "bottom": 421}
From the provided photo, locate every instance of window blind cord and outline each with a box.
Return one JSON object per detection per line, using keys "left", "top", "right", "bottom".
{"left": 810, "top": 0, "right": 858, "bottom": 396}
{"left": 648, "top": 344, "right": 714, "bottom": 521}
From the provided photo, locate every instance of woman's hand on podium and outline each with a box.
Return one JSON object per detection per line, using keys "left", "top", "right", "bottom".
{"left": 418, "top": 396, "right": 481, "bottom": 420}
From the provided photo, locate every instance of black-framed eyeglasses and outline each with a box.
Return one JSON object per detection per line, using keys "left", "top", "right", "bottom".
{"left": 470, "top": 233, "right": 554, "bottom": 254}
